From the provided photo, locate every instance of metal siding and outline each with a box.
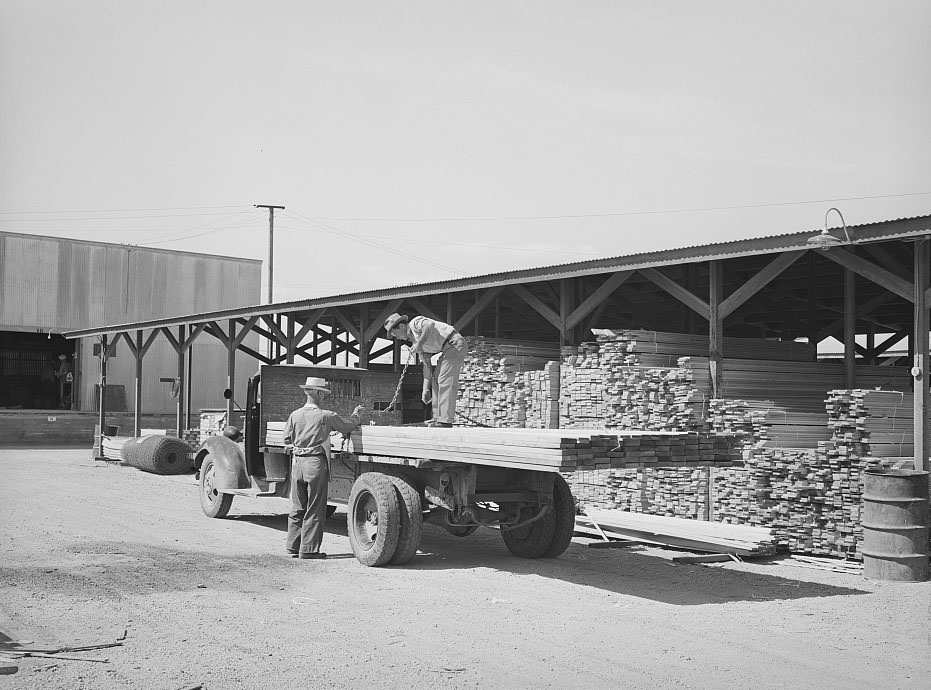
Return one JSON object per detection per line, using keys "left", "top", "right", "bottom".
{"left": 33, "top": 238, "right": 60, "bottom": 327}
{"left": 4, "top": 237, "right": 28, "bottom": 326}
{"left": 68, "top": 243, "right": 93, "bottom": 329}
{"left": 86, "top": 245, "right": 108, "bottom": 325}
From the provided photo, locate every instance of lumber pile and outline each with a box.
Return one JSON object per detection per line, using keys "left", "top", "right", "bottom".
{"left": 521, "top": 362, "right": 561, "bottom": 429}
{"left": 589, "top": 329, "right": 816, "bottom": 361}
{"left": 825, "top": 389, "right": 913, "bottom": 457}
{"left": 351, "top": 426, "right": 741, "bottom": 472}
{"left": 456, "top": 337, "right": 556, "bottom": 428}
{"left": 581, "top": 507, "right": 777, "bottom": 556}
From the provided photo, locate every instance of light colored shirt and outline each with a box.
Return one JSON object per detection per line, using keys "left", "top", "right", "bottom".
{"left": 407, "top": 316, "right": 458, "bottom": 356}
{"left": 283, "top": 405, "right": 360, "bottom": 456}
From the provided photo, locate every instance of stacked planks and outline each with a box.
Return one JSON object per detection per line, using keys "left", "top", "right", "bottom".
{"left": 825, "top": 389, "right": 913, "bottom": 457}
{"left": 456, "top": 337, "right": 557, "bottom": 428}
{"left": 581, "top": 507, "right": 777, "bottom": 556}
{"left": 350, "top": 426, "right": 741, "bottom": 472}
{"left": 521, "top": 361, "right": 561, "bottom": 429}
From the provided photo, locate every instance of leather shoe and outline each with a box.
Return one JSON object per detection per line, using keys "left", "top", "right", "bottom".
{"left": 287, "top": 550, "right": 299, "bottom": 558}
{"left": 426, "top": 420, "right": 453, "bottom": 428}
{"left": 300, "top": 552, "right": 327, "bottom": 559}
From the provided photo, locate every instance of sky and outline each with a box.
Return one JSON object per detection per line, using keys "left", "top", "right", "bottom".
{"left": 1, "top": 0, "right": 930, "bottom": 305}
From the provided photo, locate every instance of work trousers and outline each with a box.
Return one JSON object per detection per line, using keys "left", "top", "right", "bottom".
{"left": 286, "top": 455, "right": 329, "bottom": 555}
{"left": 432, "top": 333, "right": 468, "bottom": 424}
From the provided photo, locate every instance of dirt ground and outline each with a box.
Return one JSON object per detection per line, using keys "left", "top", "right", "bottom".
{"left": 1, "top": 448, "right": 929, "bottom": 690}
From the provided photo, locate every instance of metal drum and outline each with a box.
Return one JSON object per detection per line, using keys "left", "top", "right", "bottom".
{"left": 861, "top": 469, "right": 929, "bottom": 582}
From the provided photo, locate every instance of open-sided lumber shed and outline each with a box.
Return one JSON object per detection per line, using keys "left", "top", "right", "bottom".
{"left": 66, "top": 213, "right": 931, "bottom": 468}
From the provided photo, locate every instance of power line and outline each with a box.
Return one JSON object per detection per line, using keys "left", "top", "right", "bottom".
{"left": 311, "top": 191, "right": 931, "bottom": 222}
{"left": 284, "top": 209, "right": 468, "bottom": 276}
{"left": 0, "top": 204, "right": 248, "bottom": 215}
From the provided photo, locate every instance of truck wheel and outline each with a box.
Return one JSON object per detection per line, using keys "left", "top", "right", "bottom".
{"left": 388, "top": 476, "right": 423, "bottom": 565}
{"left": 543, "top": 474, "right": 576, "bottom": 558}
{"left": 500, "top": 504, "right": 556, "bottom": 559}
{"left": 347, "top": 473, "right": 401, "bottom": 567}
{"left": 200, "top": 456, "right": 233, "bottom": 519}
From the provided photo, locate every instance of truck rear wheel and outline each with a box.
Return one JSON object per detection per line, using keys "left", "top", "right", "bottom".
{"left": 200, "top": 456, "right": 233, "bottom": 519}
{"left": 543, "top": 474, "right": 576, "bottom": 558}
{"left": 500, "top": 503, "right": 556, "bottom": 559}
{"left": 388, "top": 475, "right": 423, "bottom": 565}
{"left": 347, "top": 472, "right": 401, "bottom": 567}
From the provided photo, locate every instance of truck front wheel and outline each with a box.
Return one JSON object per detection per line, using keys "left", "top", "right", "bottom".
{"left": 200, "top": 455, "right": 233, "bottom": 518}
{"left": 347, "top": 473, "right": 401, "bottom": 567}
{"left": 543, "top": 474, "right": 576, "bottom": 558}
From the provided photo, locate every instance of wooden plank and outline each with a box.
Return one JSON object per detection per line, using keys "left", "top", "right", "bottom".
{"left": 638, "top": 267, "right": 709, "bottom": 317}
{"left": 820, "top": 246, "right": 914, "bottom": 302}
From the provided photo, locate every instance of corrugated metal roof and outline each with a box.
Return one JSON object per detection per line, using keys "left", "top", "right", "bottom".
{"left": 64, "top": 213, "right": 931, "bottom": 338}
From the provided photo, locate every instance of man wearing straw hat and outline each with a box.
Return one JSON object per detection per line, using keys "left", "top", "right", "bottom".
{"left": 283, "top": 376, "right": 366, "bottom": 559}
{"left": 384, "top": 313, "right": 468, "bottom": 428}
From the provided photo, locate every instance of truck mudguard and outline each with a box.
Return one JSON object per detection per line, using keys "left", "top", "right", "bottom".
{"left": 198, "top": 435, "right": 250, "bottom": 490}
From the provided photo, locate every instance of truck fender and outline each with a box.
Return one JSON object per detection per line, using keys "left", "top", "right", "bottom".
{"left": 196, "top": 435, "right": 250, "bottom": 490}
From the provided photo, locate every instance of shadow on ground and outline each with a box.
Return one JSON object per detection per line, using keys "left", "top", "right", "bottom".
{"left": 220, "top": 509, "right": 869, "bottom": 606}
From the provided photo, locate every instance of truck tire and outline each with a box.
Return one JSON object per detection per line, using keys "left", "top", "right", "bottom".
{"left": 200, "top": 455, "right": 233, "bottom": 519}
{"left": 543, "top": 474, "right": 576, "bottom": 558}
{"left": 500, "top": 503, "right": 556, "bottom": 559}
{"left": 388, "top": 475, "right": 423, "bottom": 565}
{"left": 347, "top": 473, "right": 401, "bottom": 567}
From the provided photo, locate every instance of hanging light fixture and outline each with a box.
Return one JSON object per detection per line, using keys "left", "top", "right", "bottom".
{"left": 807, "top": 207, "right": 853, "bottom": 250}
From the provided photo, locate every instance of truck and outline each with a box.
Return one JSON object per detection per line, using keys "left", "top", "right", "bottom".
{"left": 195, "top": 364, "right": 576, "bottom": 566}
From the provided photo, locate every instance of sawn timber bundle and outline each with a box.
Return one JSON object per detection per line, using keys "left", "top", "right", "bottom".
{"left": 349, "top": 426, "right": 741, "bottom": 472}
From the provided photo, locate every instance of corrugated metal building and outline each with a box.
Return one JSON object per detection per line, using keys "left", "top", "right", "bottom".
{"left": 0, "top": 231, "right": 261, "bottom": 416}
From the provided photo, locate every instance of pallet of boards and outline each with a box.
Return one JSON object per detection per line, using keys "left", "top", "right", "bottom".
{"left": 589, "top": 329, "right": 816, "bottom": 361}
{"left": 679, "top": 357, "right": 911, "bottom": 412}
{"left": 582, "top": 507, "right": 777, "bottom": 557}
{"left": 349, "top": 426, "right": 742, "bottom": 472}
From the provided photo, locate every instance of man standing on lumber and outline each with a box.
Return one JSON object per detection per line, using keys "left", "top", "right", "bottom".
{"left": 385, "top": 312, "right": 468, "bottom": 428}
{"left": 283, "top": 376, "right": 366, "bottom": 559}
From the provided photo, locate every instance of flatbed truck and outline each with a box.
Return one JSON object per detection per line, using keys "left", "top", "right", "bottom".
{"left": 195, "top": 364, "right": 576, "bottom": 566}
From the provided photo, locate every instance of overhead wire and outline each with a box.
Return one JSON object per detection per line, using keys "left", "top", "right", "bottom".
{"left": 282, "top": 209, "right": 469, "bottom": 276}
{"left": 311, "top": 191, "right": 931, "bottom": 222}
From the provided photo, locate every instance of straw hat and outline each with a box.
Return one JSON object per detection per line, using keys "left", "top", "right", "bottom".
{"left": 299, "top": 376, "right": 330, "bottom": 393}
{"left": 384, "top": 312, "right": 408, "bottom": 334}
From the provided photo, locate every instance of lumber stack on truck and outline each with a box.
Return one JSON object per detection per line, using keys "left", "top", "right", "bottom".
{"left": 349, "top": 425, "right": 742, "bottom": 472}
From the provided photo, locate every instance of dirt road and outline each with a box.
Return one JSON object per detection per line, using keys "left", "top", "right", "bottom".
{"left": 1, "top": 448, "right": 929, "bottom": 689}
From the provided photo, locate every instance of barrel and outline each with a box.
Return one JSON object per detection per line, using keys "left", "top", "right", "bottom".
{"left": 861, "top": 469, "right": 929, "bottom": 582}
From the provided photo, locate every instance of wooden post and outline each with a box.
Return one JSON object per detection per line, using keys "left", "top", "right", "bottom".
{"left": 330, "top": 318, "right": 338, "bottom": 365}
{"left": 134, "top": 330, "right": 143, "bottom": 437}
{"left": 446, "top": 293, "right": 453, "bottom": 325}
{"left": 708, "top": 260, "right": 723, "bottom": 399}
{"left": 95, "top": 334, "right": 108, "bottom": 459}
{"left": 358, "top": 306, "right": 369, "bottom": 368}
{"left": 707, "top": 260, "right": 723, "bottom": 522}
{"left": 226, "top": 320, "right": 236, "bottom": 424}
{"left": 914, "top": 238, "right": 930, "bottom": 472}
{"left": 286, "top": 317, "right": 295, "bottom": 364}
{"left": 844, "top": 267, "right": 856, "bottom": 388}
{"left": 560, "top": 278, "right": 573, "bottom": 347}
{"left": 176, "top": 325, "right": 185, "bottom": 437}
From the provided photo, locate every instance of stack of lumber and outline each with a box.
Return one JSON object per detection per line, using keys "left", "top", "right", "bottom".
{"left": 456, "top": 337, "right": 556, "bottom": 428}
{"left": 560, "top": 333, "right": 708, "bottom": 431}
{"left": 351, "top": 426, "right": 741, "bottom": 472}
{"left": 581, "top": 507, "right": 778, "bottom": 556}
{"left": 680, "top": 357, "right": 911, "bottom": 412}
{"left": 266, "top": 421, "right": 285, "bottom": 446}
{"left": 559, "top": 342, "right": 606, "bottom": 427}
{"left": 708, "top": 398, "right": 829, "bottom": 449}
{"left": 825, "top": 389, "right": 913, "bottom": 457}
{"left": 520, "top": 361, "right": 561, "bottom": 429}
{"left": 590, "top": 329, "right": 816, "bottom": 361}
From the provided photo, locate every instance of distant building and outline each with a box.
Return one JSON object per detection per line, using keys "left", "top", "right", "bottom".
{"left": 0, "top": 231, "right": 261, "bottom": 415}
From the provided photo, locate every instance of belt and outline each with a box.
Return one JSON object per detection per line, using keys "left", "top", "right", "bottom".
{"left": 441, "top": 330, "right": 460, "bottom": 350}
{"left": 292, "top": 449, "right": 326, "bottom": 458}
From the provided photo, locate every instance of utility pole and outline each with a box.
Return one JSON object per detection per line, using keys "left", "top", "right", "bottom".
{"left": 254, "top": 204, "right": 285, "bottom": 303}
{"left": 255, "top": 204, "right": 285, "bottom": 363}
